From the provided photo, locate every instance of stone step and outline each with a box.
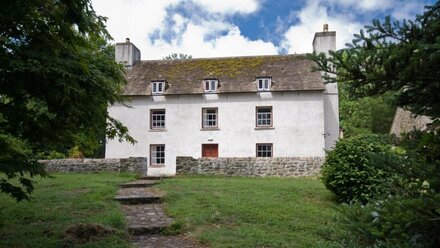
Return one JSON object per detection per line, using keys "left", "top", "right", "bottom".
{"left": 120, "top": 180, "right": 159, "bottom": 188}
{"left": 132, "top": 235, "right": 201, "bottom": 248}
{"left": 115, "top": 187, "right": 163, "bottom": 204}
{"left": 122, "top": 204, "right": 174, "bottom": 236}
{"left": 138, "top": 176, "right": 172, "bottom": 181}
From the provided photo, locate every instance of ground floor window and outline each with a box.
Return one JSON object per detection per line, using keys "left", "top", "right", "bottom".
{"left": 150, "top": 144, "right": 165, "bottom": 166}
{"left": 256, "top": 143, "right": 273, "bottom": 157}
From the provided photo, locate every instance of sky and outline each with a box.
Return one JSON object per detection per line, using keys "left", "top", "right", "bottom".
{"left": 91, "top": 0, "right": 436, "bottom": 59}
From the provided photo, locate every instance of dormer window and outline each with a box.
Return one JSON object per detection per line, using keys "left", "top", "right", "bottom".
{"left": 204, "top": 79, "right": 218, "bottom": 93}
{"left": 151, "top": 81, "right": 165, "bottom": 94}
{"left": 257, "top": 77, "right": 271, "bottom": 91}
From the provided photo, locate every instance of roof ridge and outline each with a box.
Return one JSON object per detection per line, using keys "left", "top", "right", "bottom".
{"left": 138, "top": 53, "right": 307, "bottom": 63}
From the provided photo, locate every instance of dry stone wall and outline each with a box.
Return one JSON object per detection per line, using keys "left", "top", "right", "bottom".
{"left": 40, "top": 157, "right": 148, "bottom": 175}
{"left": 176, "top": 157, "right": 324, "bottom": 177}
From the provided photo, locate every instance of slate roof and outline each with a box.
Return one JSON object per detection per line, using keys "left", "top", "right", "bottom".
{"left": 122, "top": 54, "right": 325, "bottom": 96}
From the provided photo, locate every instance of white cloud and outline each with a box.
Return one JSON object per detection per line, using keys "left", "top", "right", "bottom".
{"left": 329, "top": 0, "right": 395, "bottom": 11}
{"left": 91, "top": 0, "right": 276, "bottom": 59}
{"left": 192, "top": 0, "right": 260, "bottom": 14}
{"left": 282, "top": 0, "right": 363, "bottom": 54}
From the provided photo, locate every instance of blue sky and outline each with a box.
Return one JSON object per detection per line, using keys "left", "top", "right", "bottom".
{"left": 92, "top": 0, "right": 436, "bottom": 59}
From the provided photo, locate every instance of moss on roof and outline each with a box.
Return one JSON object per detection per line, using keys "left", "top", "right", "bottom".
{"left": 123, "top": 54, "right": 323, "bottom": 95}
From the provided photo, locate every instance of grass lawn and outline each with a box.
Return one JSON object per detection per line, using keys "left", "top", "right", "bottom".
{"left": 157, "top": 176, "right": 343, "bottom": 248}
{"left": 0, "top": 173, "right": 135, "bottom": 248}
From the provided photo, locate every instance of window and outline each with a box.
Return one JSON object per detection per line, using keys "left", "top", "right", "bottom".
{"left": 204, "top": 79, "right": 218, "bottom": 92}
{"left": 151, "top": 81, "right": 165, "bottom": 94}
{"left": 256, "top": 106, "right": 272, "bottom": 127}
{"left": 256, "top": 143, "right": 273, "bottom": 157}
{"left": 150, "top": 145, "right": 165, "bottom": 166}
{"left": 150, "top": 109, "right": 165, "bottom": 129}
{"left": 202, "top": 108, "right": 218, "bottom": 128}
{"left": 257, "top": 77, "right": 271, "bottom": 91}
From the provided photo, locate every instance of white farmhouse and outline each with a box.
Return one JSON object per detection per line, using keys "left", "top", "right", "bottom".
{"left": 106, "top": 27, "right": 339, "bottom": 176}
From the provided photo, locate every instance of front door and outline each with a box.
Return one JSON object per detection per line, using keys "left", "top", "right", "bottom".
{"left": 202, "top": 144, "right": 218, "bottom": 157}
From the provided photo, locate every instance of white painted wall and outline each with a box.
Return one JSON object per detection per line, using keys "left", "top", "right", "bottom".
{"left": 106, "top": 92, "right": 326, "bottom": 176}
{"left": 313, "top": 30, "right": 339, "bottom": 150}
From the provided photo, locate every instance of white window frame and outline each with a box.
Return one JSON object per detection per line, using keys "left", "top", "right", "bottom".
{"left": 257, "top": 77, "right": 271, "bottom": 91}
{"left": 256, "top": 143, "right": 273, "bottom": 157}
{"left": 204, "top": 79, "right": 218, "bottom": 93}
{"left": 151, "top": 81, "right": 165, "bottom": 94}
{"left": 202, "top": 108, "right": 218, "bottom": 128}
{"left": 150, "top": 109, "right": 166, "bottom": 129}
{"left": 150, "top": 144, "right": 165, "bottom": 166}
{"left": 256, "top": 106, "right": 273, "bottom": 127}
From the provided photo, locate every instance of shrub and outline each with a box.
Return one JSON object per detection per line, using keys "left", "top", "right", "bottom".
{"left": 340, "top": 194, "right": 440, "bottom": 247}
{"left": 321, "top": 134, "right": 395, "bottom": 203}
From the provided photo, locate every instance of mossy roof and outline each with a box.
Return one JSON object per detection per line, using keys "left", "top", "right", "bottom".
{"left": 122, "top": 54, "right": 325, "bottom": 95}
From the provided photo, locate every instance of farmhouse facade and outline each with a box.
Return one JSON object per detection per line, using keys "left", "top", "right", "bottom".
{"left": 106, "top": 27, "right": 339, "bottom": 176}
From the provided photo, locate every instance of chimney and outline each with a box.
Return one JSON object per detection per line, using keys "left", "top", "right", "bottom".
{"left": 115, "top": 38, "right": 141, "bottom": 68}
{"left": 312, "top": 24, "right": 336, "bottom": 56}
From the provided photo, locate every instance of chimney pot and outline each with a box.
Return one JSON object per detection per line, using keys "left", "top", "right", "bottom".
{"left": 323, "top": 24, "right": 328, "bottom": 32}
{"left": 126, "top": 38, "right": 130, "bottom": 43}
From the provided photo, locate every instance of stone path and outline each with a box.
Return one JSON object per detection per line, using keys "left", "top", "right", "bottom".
{"left": 115, "top": 178, "right": 201, "bottom": 247}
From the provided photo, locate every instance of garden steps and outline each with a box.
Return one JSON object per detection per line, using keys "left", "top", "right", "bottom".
{"left": 115, "top": 187, "right": 162, "bottom": 204}
{"left": 119, "top": 179, "right": 159, "bottom": 188}
{"left": 115, "top": 178, "right": 202, "bottom": 247}
{"left": 122, "top": 203, "right": 173, "bottom": 235}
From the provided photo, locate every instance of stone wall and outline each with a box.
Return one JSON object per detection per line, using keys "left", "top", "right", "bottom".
{"left": 176, "top": 157, "right": 324, "bottom": 177}
{"left": 40, "top": 157, "right": 148, "bottom": 175}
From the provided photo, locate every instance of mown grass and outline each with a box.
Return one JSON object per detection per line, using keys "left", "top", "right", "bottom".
{"left": 157, "top": 176, "right": 344, "bottom": 248}
{"left": 0, "top": 173, "right": 135, "bottom": 248}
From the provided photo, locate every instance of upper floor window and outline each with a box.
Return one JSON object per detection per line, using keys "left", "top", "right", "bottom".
{"left": 151, "top": 81, "right": 165, "bottom": 94}
{"left": 150, "top": 109, "right": 165, "bottom": 129}
{"left": 204, "top": 79, "right": 218, "bottom": 93}
{"left": 257, "top": 77, "right": 271, "bottom": 91}
{"left": 202, "top": 108, "right": 218, "bottom": 128}
{"left": 256, "top": 106, "right": 272, "bottom": 127}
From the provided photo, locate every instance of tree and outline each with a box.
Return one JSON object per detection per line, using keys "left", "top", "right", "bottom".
{"left": 310, "top": 1, "right": 440, "bottom": 119}
{"left": 0, "top": 0, "right": 134, "bottom": 201}
{"left": 164, "top": 53, "right": 192, "bottom": 60}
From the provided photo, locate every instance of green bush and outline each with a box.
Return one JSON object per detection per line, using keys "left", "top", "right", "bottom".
{"left": 321, "top": 134, "right": 395, "bottom": 203}
{"left": 340, "top": 194, "right": 440, "bottom": 247}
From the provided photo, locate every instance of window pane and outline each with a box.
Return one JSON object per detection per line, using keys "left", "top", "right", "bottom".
{"left": 210, "top": 81, "right": 216, "bottom": 91}
{"left": 205, "top": 81, "right": 210, "bottom": 91}
{"left": 258, "top": 79, "right": 263, "bottom": 89}
{"left": 152, "top": 83, "right": 157, "bottom": 92}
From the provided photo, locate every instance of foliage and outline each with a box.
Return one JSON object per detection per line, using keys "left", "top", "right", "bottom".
{"left": 164, "top": 53, "right": 192, "bottom": 60}
{"left": 340, "top": 194, "right": 440, "bottom": 248}
{"left": 0, "top": 173, "right": 135, "bottom": 247}
{"left": 310, "top": 1, "right": 440, "bottom": 119}
{"left": 321, "top": 134, "right": 395, "bottom": 203}
{"left": 157, "top": 176, "right": 344, "bottom": 247}
{"left": 339, "top": 86, "right": 396, "bottom": 137}
{"left": 333, "top": 128, "right": 440, "bottom": 247}
{"left": 0, "top": 0, "right": 134, "bottom": 200}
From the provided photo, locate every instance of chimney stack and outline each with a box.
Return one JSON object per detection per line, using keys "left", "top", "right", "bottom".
{"left": 115, "top": 38, "right": 141, "bottom": 68}
{"left": 312, "top": 24, "right": 336, "bottom": 56}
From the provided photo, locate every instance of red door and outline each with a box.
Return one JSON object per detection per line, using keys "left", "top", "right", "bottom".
{"left": 202, "top": 144, "right": 218, "bottom": 157}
